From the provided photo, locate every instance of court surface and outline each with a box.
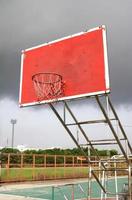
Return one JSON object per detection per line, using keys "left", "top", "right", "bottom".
{"left": 0, "top": 177, "right": 127, "bottom": 200}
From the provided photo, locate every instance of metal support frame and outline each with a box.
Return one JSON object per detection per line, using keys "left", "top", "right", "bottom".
{"left": 49, "top": 94, "right": 132, "bottom": 199}
{"left": 49, "top": 102, "right": 106, "bottom": 196}
{"left": 66, "top": 118, "right": 116, "bottom": 126}
{"left": 95, "top": 95, "right": 129, "bottom": 162}
{"left": 49, "top": 103, "right": 88, "bottom": 160}
{"left": 107, "top": 96, "right": 132, "bottom": 154}
{"left": 64, "top": 101, "right": 106, "bottom": 169}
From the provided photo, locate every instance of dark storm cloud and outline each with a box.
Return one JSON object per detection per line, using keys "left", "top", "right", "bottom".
{"left": 0, "top": 0, "right": 132, "bottom": 105}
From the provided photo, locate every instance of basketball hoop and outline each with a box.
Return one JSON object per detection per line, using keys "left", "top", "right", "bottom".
{"left": 32, "top": 73, "right": 64, "bottom": 101}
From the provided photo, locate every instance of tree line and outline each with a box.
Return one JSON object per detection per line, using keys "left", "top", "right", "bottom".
{"left": 0, "top": 147, "right": 118, "bottom": 166}
{"left": 0, "top": 147, "right": 118, "bottom": 156}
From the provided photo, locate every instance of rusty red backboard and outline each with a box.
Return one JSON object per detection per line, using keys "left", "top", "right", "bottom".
{"left": 19, "top": 25, "right": 110, "bottom": 107}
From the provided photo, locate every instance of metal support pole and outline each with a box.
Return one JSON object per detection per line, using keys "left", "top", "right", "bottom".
{"left": 104, "top": 171, "right": 107, "bottom": 200}
{"left": 88, "top": 166, "right": 92, "bottom": 200}
{"left": 95, "top": 96, "right": 129, "bottom": 162}
{"left": 99, "top": 161, "right": 101, "bottom": 181}
{"left": 63, "top": 102, "right": 66, "bottom": 123}
{"left": 101, "top": 170, "right": 105, "bottom": 200}
{"left": 107, "top": 96, "right": 132, "bottom": 154}
{"left": 114, "top": 161, "right": 118, "bottom": 200}
{"left": 72, "top": 184, "right": 74, "bottom": 200}
{"left": 52, "top": 186, "right": 55, "bottom": 200}
{"left": 106, "top": 94, "right": 110, "bottom": 118}
{"left": 128, "top": 163, "right": 132, "bottom": 199}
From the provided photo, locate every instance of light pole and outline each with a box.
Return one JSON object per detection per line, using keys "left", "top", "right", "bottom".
{"left": 10, "top": 119, "right": 17, "bottom": 149}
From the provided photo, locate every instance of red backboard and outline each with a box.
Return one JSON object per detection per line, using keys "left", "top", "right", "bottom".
{"left": 19, "top": 26, "right": 110, "bottom": 107}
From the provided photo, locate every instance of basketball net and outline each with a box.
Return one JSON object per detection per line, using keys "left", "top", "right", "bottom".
{"left": 32, "top": 73, "right": 64, "bottom": 102}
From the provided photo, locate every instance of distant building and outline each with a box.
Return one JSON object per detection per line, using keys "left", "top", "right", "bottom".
{"left": 16, "top": 145, "right": 28, "bottom": 152}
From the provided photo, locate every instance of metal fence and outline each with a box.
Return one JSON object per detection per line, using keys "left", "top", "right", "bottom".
{"left": 0, "top": 153, "right": 127, "bottom": 183}
{"left": 0, "top": 153, "right": 96, "bottom": 182}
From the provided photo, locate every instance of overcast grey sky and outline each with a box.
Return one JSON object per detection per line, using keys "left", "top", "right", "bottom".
{"left": 0, "top": 0, "right": 132, "bottom": 149}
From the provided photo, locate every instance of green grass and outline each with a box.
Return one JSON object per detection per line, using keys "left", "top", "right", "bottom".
{"left": 1, "top": 167, "right": 88, "bottom": 182}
